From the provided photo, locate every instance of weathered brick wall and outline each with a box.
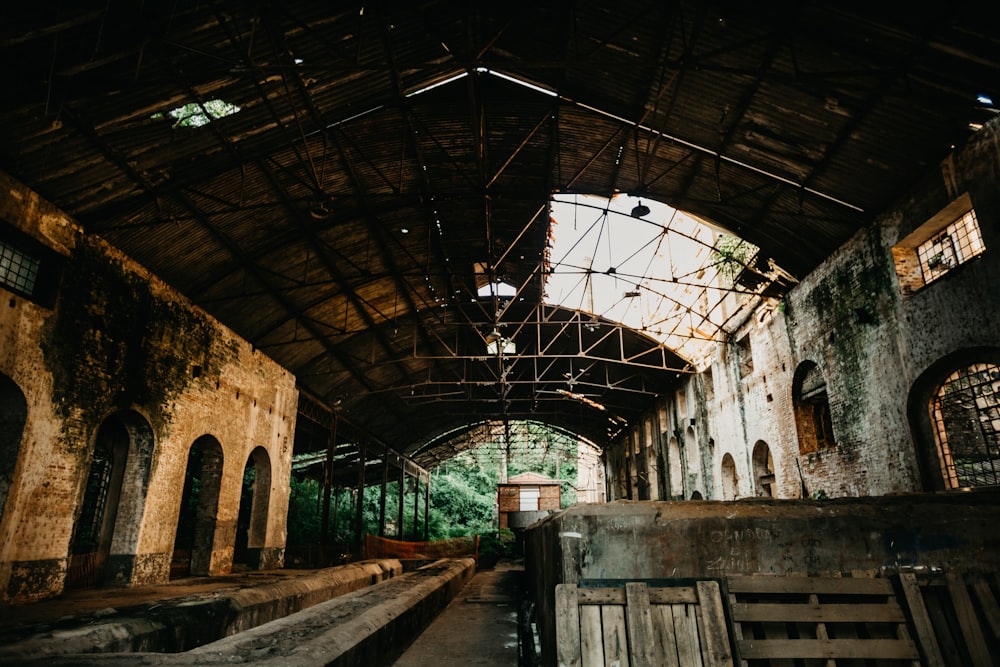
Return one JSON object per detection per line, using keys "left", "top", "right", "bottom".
{"left": 0, "top": 173, "right": 298, "bottom": 603}
{"left": 605, "top": 118, "right": 1000, "bottom": 501}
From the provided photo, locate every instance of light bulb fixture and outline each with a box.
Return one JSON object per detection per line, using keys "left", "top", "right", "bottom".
{"left": 485, "top": 328, "right": 502, "bottom": 344}
{"left": 630, "top": 200, "right": 650, "bottom": 218}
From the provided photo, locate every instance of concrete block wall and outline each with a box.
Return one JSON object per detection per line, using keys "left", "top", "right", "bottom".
{"left": 603, "top": 116, "right": 1000, "bottom": 501}
{"left": 526, "top": 493, "right": 1000, "bottom": 665}
{"left": 0, "top": 172, "right": 299, "bottom": 603}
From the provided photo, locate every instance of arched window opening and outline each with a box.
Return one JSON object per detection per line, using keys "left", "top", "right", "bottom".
{"left": 684, "top": 426, "right": 700, "bottom": 496}
{"left": 794, "top": 362, "right": 836, "bottom": 454}
{"left": 930, "top": 362, "right": 1000, "bottom": 489}
{"left": 173, "top": 435, "right": 223, "bottom": 578}
{"left": 752, "top": 440, "right": 776, "bottom": 497}
{"left": 235, "top": 447, "right": 272, "bottom": 570}
{"left": 68, "top": 416, "right": 129, "bottom": 588}
{"left": 0, "top": 374, "right": 27, "bottom": 522}
{"left": 720, "top": 454, "right": 739, "bottom": 500}
{"left": 667, "top": 437, "right": 683, "bottom": 498}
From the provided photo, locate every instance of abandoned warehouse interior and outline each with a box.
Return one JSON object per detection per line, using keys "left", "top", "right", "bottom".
{"left": 2, "top": 2, "right": 1000, "bottom": 665}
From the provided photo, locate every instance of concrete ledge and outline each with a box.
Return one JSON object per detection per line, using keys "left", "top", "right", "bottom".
{"left": 6, "top": 558, "right": 475, "bottom": 666}
{"left": 0, "top": 559, "right": 404, "bottom": 660}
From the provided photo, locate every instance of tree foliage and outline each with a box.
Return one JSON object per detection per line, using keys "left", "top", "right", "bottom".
{"left": 286, "top": 422, "right": 582, "bottom": 548}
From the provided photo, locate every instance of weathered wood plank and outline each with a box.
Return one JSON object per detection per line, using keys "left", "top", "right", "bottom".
{"left": 625, "top": 582, "right": 657, "bottom": 666}
{"left": 673, "top": 604, "right": 703, "bottom": 667}
{"left": 653, "top": 603, "right": 681, "bottom": 667}
{"left": 730, "top": 602, "right": 904, "bottom": 623}
{"left": 737, "top": 638, "right": 920, "bottom": 660}
{"left": 556, "top": 584, "right": 582, "bottom": 667}
{"left": 897, "top": 573, "right": 945, "bottom": 667}
{"left": 602, "top": 604, "right": 630, "bottom": 667}
{"left": 972, "top": 579, "right": 1000, "bottom": 640}
{"left": 576, "top": 586, "right": 698, "bottom": 605}
{"left": 946, "top": 572, "right": 992, "bottom": 667}
{"left": 696, "top": 580, "right": 734, "bottom": 667}
{"left": 579, "top": 604, "right": 604, "bottom": 667}
{"left": 727, "top": 576, "right": 892, "bottom": 596}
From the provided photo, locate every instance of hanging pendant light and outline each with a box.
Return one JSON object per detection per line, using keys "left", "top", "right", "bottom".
{"left": 630, "top": 199, "right": 650, "bottom": 218}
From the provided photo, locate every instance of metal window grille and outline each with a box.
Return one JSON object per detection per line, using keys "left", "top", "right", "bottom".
{"left": 931, "top": 362, "right": 1000, "bottom": 489}
{"left": 0, "top": 239, "right": 39, "bottom": 295}
{"left": 917, "top": 209, "right": 985, "bottom": 284}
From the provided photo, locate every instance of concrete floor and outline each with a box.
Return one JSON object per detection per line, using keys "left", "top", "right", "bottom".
{"left": 391, "top": 561, "right": 526, "bottom": 666}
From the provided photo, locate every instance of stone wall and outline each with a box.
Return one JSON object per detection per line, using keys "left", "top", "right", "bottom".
{"left": 603, "top": 116, "right": 1000, "bottom": 502}
{"left": 0, "top": 172, "right": 298, "bottom": 603}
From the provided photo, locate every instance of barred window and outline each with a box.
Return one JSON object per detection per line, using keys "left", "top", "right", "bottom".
{"left": 0, "top": 239, "right": 39, "bottom": 296}
{"left": 931, "top": 362, "right": 1000, "bottom": 489}
{"left": 916, "top": 209, "right": 985, "bottom": 285}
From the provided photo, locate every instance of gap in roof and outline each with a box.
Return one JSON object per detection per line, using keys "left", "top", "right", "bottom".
{"left": 545, "top": 194, "right": 777, "bottom": 371}
{"left": 153, "top": 99, "right": 241, "bottom": 128}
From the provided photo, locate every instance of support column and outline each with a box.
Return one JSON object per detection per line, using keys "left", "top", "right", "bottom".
{"left": 320, "top": 413, "right": 338, "bottom": 562}
{"left": 412, "top": 471, "right": 419, "bottom": 541}
{"left": 378, "top": 446, "right": 388, "bottom": 537}
{"left": 423, "top": 471, "right": 430, "bottom": 540}
{"left": 353, "top": 441, "right": 366, "bottom": 556}
{"left": 397, "top": 461, "right": 405, "bottom": 540}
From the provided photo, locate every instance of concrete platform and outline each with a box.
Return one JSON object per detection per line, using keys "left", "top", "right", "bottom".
{"left": 0, "top": 558, "right": 476, "bottom": 666}
{"left": 390, "top": 561, "right": 527, "bottom": 667}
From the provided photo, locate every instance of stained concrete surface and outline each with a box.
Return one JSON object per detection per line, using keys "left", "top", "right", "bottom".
{"left": 390, "top": 560, "right": 526, "bottom": 666}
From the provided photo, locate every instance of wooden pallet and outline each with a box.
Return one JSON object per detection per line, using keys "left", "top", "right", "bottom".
{"left": 727, "top": 576, "right": 921, "bottom": 667}
{"left": 897, "top": 571, "right": 1000, "bottom": 667}
{"left": 555, "top": 579, "right": 734, "bottom": 667}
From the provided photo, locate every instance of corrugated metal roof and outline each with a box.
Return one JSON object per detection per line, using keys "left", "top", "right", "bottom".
{"left": 2, "top": 1, "right": 997, "bottom": 458}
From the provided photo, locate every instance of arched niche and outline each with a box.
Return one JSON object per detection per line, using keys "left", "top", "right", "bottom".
{"left": 752, "top": 440, "right": 776, "bottom": 497}
{"left": 720, "top": 453, "right": 739, "bottom": 500}
{"left": 793, "top": 361, "right": 836, "bottom": 454}
{"left": 173, "top": 435, "right": 224, "bottom": 577}
{"left": 235, "top": 446, "right": 272, "bottom": 570}
{"left": 0, "top": 373, "right": 27, "bottom": 524}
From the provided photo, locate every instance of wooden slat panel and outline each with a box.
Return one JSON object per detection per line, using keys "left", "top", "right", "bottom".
{"left": 972, "top": 580, "right": 1000, "bottom": 640}
{"left": 737, "top": 638, "right": 920, "bottom": 660}
{"left": 576, "top": 586, "right": 698, "bottom": 605}
{"left": 602, "top": 605, "right": 630, "bottom": 667}
{"left": 653, "top": 603, "right": 681, "bottom": 667}
{"left": 898, "top": 572, "right": 946, "bottom": 667}
{"left": 697, "top": 580, "right": 735, "bottom": 667}
{"left": 625, "top": 582, "right": 658, "bottom": 666}
{"left": 728, "top": 576, "right": 892, "bottom": 596}
{"left": 946, "top": 572, "right": 992, "bottom": 667}
{"left": 556, "top": 584, "right": 582, "bottom": 667}
{"left": 580, "top": 604, "right": 605, "bottom": 667}
{"left": 730, "top": 602, "right": 905, "bottom": 623}
{"left": 673, "top": 604, "right": 704, "bottom": 667}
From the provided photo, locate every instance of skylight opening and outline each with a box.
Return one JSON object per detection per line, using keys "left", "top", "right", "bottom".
{"left": 476, "top": 67, "right": 558, "bottom": 97}
{"left": 478, "top": 281, "right": 517, "bottom": 298}
{"left": 405, "top": 72, "right": 469, "bottom": 98}
{"left": 153, "top": 99, "right": 241, "bottom": 128}
{"left": 545, "top": 194, "right": 786, "bottom": 370}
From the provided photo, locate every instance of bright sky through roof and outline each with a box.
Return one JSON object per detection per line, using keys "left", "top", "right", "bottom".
{"left": 545, "top": 193, "right": 755, "bottom": 370}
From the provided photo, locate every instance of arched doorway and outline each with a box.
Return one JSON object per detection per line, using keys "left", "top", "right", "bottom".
{"left": 685, "top": 425, "right": 700, "bottom": 496}
{"left": 0, "top": 373, "right": 27, "bottom": 523}
{"left": 667, "top": 436, "right": 683, "bottom": 498}
{"left": 68, "top": 415, "right": 129, "bottom": 588}
{"left": 720, "top": 453, "right": 739, "bottom": 500}
{"left": 752, "top": 440, "right": 776, "bottom": 497}
{"left": 235, "top": 447, "right": 271, "bottom": 571}
{"left": 173, "top": 435, "right": 224, "bottom": 578}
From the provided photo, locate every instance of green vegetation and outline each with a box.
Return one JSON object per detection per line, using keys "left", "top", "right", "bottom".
{"left": 286, "top": 423, "right": 580, "bottom": 549}
{"left": 711, "top": 234, "right": 757, "bottom": 287}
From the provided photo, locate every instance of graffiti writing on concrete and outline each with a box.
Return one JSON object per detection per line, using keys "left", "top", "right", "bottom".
{"left": 705, "top": 526, "right": 774, "bottom": 573}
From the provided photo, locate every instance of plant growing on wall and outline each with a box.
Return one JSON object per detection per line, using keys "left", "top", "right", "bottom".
{"left": 711, "top": 235, "right": 756, "bottom": 287}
